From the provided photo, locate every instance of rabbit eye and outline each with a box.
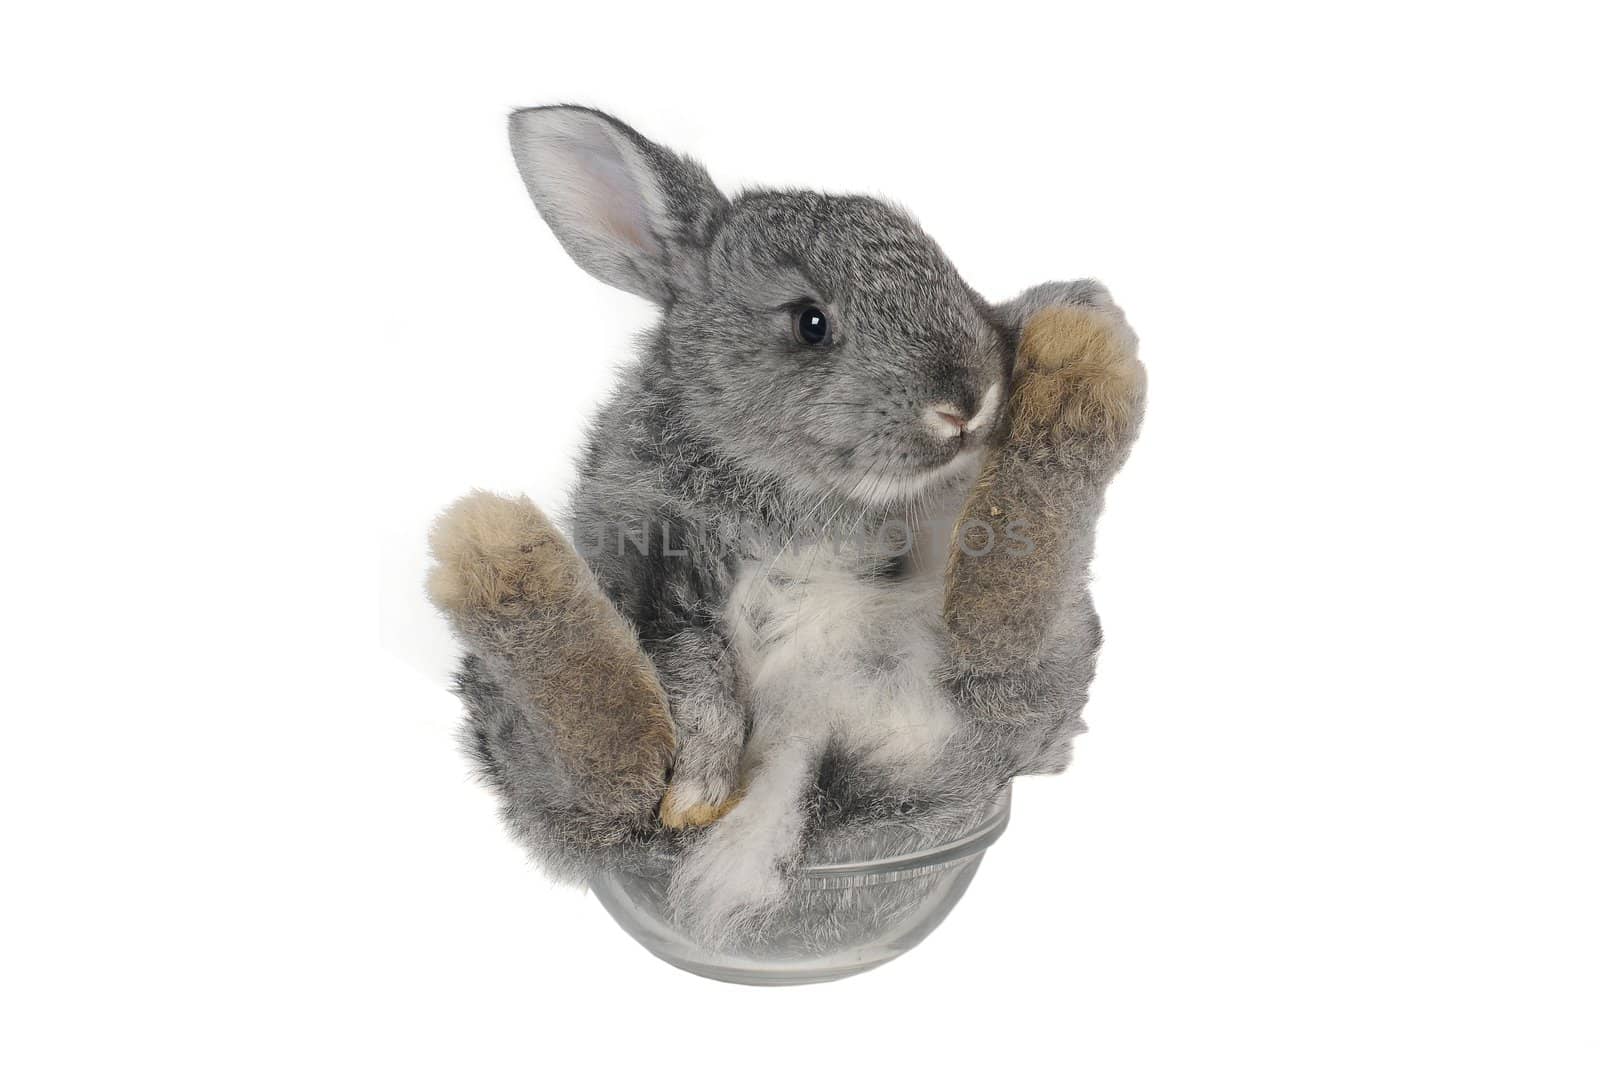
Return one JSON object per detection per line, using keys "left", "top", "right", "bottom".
{"left": 792, "top": 305, "right": 831, "bottom": 346}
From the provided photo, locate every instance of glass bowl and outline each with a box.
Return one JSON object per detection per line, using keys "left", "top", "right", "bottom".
{"left": 591, "top": 784, "right": 1011, "bottom": 985}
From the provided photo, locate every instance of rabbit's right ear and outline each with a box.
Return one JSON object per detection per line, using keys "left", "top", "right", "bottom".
{"left": 509, "top": 106, "right": 726, "bottom": 303}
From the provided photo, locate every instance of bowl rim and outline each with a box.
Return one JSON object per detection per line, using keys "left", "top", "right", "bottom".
{"left": 796, "top": 782, "right": 1012, "bottom": 881}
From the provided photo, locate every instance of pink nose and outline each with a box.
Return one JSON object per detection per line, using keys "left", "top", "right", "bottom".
{"left": 932, "top": 404, "right": 970, "bottom": 431}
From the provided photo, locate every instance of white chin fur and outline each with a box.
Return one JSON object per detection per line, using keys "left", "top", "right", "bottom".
{"left": 846, "top": 448, "right": 981, "bottom": 506}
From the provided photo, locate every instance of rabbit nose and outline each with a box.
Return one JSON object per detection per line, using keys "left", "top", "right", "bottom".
{"left": 925, "top": 402, "right": 972, "bottom": 439}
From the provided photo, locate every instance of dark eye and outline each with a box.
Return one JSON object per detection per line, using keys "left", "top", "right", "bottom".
{"left": 792, "top": 305, "right": 831, "bottom": 346}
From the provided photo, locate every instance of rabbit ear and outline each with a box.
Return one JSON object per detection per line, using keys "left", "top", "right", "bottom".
{"left": 508, "top": 106, "right": 725, "bottom": 302}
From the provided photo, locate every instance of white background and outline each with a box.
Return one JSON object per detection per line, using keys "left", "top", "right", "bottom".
{"left": 4, "top": 3, "right": 1597, "bottom": 1064}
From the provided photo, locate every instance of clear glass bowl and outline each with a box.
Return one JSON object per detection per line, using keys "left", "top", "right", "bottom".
{"left": 591, "top": 784, "right": 1011, "bottom": 985}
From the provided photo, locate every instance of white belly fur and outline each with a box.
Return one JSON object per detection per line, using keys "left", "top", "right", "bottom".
{"left": 724, "top": 541, "right": 958, "bottom": 775}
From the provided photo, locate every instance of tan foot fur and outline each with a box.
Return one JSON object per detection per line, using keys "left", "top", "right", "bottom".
{"left": 942, "top": 305, "right": 1145, "bottom": 673}
{"left": 428, "top": 491, "right": 676, "bottom": 819}
{"left": 1009, "top": 304, "right": 1145, "bottom": 447}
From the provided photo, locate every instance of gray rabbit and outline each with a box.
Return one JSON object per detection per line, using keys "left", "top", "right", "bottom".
{"left": 427, "top": 106, "right": 1144, "bottom": 945}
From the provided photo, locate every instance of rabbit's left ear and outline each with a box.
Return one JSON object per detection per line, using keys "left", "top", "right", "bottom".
{"left": 509, "top": 106, "right": 726, "bottom": 303}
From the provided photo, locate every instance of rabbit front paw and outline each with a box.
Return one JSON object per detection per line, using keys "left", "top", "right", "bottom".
{"left": 656, "top": 689, "right": 746, "bottom": 828}
{"left": 659, "top": 771, "right": 742, "bottom": 829}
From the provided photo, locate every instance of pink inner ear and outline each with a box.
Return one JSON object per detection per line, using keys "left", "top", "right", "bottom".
{"left": 575, "top": 140, "right": 663, "bottom": 258}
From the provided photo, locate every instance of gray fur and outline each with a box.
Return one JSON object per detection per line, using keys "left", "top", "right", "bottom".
{"left": 445, "top": 106, "right": 1143, "bottom": 943}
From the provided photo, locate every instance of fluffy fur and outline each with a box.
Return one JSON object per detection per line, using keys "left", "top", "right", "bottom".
{"left": 429, "top": 106, "right": 1145, "bottom": 945}
{"left": 428, "top": 491, "right": 675, "bottom": 844}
